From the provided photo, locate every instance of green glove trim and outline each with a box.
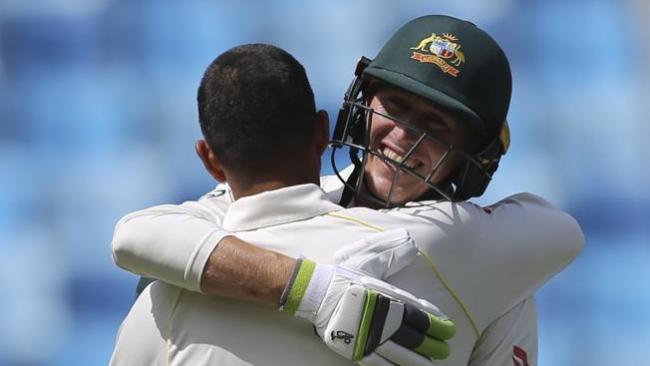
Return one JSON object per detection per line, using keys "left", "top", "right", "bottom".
{"left": 427, "top": 315, "right": 456, "bottom": 340}
{"left": 415, "top": 335, "right": 450, "bottom": 360}
{"left": 353, "top": 289, "right": 378, "bottom": 361}
{"left": 282, "top": 259, "right": 316, "bottom": 315}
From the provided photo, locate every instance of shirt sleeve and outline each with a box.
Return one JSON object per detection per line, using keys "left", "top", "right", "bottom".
{"left": 394, "top": 192, "right": 584, "bottom": 331}
{"left": 111, "top": 190, "right": 233, "bottom": 293}
{"left": 468, "top": 297, "right": 538, "bottom": 366}
{"left": 467, "top": 193, "right": 584, "bottom": 324}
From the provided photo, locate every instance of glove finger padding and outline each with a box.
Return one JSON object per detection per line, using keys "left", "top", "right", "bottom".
{"left": 358, "top": 276, "right": 450, "bottom": 322}
{"left": 369, "top": 298, "right": 451, "bottom": 359}
{"left": 323, "top": 285, "right": 454, "bottom": 363}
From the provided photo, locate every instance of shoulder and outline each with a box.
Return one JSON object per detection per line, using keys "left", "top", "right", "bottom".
{"left": 199, "top": 183, "right": 234, "bottom": 203}
{"left": 482, "top": 192, "right": 558, "bottom": 213}
{"left": 191, "top": 183, "right": 234, "bottom": 220}
{"left": 117, "top": 185, "right": 234, "bottom": 224}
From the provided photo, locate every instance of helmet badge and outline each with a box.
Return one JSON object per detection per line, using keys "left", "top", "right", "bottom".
{"left": 410, "top": 33, "right": 465, "bottom": 77}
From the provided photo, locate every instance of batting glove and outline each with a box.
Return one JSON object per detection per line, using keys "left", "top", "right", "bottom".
{"left": 279, "top": 229, "right": 455, "bottom": 365}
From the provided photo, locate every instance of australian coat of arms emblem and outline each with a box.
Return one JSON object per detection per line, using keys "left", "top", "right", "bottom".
{"left": 410, "top": 33, "right": 465, "bottom": 77}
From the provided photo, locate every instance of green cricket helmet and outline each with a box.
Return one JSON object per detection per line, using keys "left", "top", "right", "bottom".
{"left": 331, "top": 15, "right": 512, "bottom": 206}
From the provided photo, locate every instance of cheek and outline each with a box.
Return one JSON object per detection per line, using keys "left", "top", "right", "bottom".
{"left": 368, "top": 117, "right": 393, "bottom": 148}
{"left": 420, "top": 140, "right": 448, "bottom": 164}
{"left": 418, "top": 141, "right": 461, "bottom": 182}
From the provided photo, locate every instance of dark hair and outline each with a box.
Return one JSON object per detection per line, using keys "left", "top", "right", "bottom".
{"left": 197, "top": 44, "right": 316, "bottom": 173}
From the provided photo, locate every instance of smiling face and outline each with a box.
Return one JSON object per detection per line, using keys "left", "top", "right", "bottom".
{"left": 362, "top": 86, "right": 476, "bottom": 205}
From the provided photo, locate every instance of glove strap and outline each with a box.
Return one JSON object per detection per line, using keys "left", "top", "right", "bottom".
{"left": 278, "top": 258, "right": 307, "bottom": 310}
{"left": 279, "top": 259, "right": 334, "bottom": 320}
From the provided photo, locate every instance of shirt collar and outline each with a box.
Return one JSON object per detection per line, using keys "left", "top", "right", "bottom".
{"left": 222, "top": 183, "right": 342, "bottom": 231}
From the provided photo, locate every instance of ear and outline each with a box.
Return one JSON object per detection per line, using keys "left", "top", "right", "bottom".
{"left": 313, "top": 109, "right": 330, "bottom": 155}
{"left": 195, "top": 139, "right": 227, "bottom": 182}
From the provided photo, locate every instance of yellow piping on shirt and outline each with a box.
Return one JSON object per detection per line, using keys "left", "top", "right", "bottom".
{"left": 418, "top": 252, "right": 480, "bottom": 337}
{"left": 327, "top": 212, "right": 385, "bottom": 232}
{"left": 326, "top": 211, "right": 481, "bottom": 338}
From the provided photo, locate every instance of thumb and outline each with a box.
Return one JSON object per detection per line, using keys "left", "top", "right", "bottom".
{"left": 334, "top": 229, "right": 418, "bottom": 279}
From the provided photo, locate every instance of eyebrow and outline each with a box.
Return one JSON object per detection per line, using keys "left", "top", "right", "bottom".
{"left": 380, "top": 89, "right": 454, "bottom": 127}
{"left": 385, "top": 94, "right": 408, "bottom": 109}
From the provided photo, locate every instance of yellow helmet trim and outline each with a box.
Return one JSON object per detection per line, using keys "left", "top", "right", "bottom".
{"left": 500, "top": 120, "right": 510, "bottom": 153}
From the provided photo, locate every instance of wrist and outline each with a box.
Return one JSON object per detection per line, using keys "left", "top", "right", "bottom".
{"left": 279, "top": 258, "right": 334, "bottom": 320}
{"left": 278, "top": 258, "right": 304, "bottom": 308}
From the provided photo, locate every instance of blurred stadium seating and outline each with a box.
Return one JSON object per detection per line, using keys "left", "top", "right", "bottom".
{"left": 0, "top": 1, "right": 648, "bottom": 365}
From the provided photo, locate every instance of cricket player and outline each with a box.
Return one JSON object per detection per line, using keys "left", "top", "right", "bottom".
{"left": 111, "top": 16, "right": 584, "bottom": 366}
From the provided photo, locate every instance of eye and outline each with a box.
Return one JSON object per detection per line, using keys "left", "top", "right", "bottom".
{"left": 383, "top": 98, "right": 407, "bottom": 115}
{"left": 423, "top": 116, "right": 449, "bottom": 131}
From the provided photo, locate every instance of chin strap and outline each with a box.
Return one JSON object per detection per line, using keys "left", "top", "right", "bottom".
{"left": 339, "top": 165, "right": 361, "bottom": 207}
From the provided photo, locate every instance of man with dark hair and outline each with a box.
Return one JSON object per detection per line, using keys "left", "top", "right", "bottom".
{"left": 111, "top": 43, "right": 456, "bottom": 366}
{"left": 196, "top": 44, "right": 317, "bottom": 176}
{"left": 112, "top": 16, "right": 583, "bottom": 366}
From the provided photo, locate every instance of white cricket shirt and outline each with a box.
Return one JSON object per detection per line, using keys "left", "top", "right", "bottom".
{"left": 110, "top": 182, "right": 583, "bottom": 365}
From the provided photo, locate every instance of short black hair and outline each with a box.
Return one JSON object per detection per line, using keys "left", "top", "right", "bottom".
{"left": 197, "top": 44, "right": 316, "bottom": 173}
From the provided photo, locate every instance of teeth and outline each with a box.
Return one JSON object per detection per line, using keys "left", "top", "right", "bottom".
{"left": 381, "top": 147, "right": 420, "bottom": 169}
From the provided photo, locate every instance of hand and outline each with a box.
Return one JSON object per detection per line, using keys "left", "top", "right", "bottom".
{"left": 280, "top": 229, "right": 455, "bottom": 365}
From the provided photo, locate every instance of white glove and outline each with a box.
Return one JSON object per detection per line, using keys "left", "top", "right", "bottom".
{"left": 279, "top": 229, "right": 455, "bottom": 365}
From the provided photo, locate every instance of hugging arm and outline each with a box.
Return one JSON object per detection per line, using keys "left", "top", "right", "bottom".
{"left": 408, "top": 192, "right": 584, "bottom": 326}
{"left": 468, "top": 297, "right": 538, "bottom": 366}
{"left": 111, "top": 200, "right": 454, "bottom": 364}
{"left": 401, "top": 193, "right": 581, "bottom": 365}
{"left": 112, "top": 200, "right": 295, "bottom": 305}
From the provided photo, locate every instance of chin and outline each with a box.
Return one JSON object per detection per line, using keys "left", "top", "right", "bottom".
{"left": 365, "top": 159, "right": 429, "bottom": 203}
{"left": 367, "top": 177, "right": 421, "bottom": 205}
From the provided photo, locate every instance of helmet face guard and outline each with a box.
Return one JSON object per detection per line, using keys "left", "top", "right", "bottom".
{"left": 330, "top": 58, "right": 508, "bottom": 207}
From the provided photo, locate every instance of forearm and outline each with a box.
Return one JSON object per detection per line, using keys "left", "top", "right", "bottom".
{"left": 485, "top": 193, "right": 585, "bottom": 289}
{"left": 201, "top": 236, "right": 296, "bottom": 306}
{"left": 111, "top": 202, "right": 296, "bottom": 305}
{"left": 403, "top": 192, "right": 584, "bottom": 325}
